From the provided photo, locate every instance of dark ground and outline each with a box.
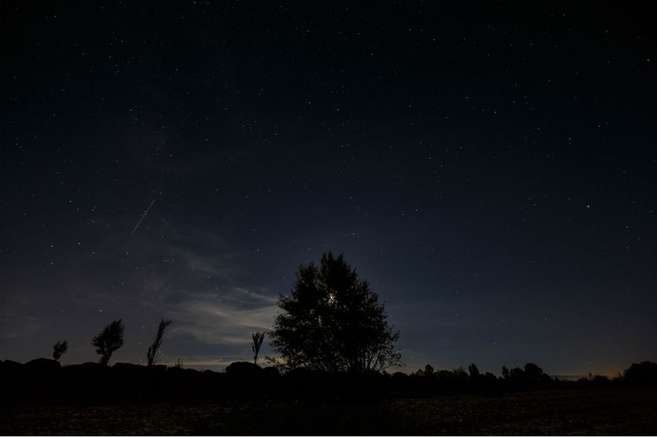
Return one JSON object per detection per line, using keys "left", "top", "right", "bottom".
{"left": 2, "top": 386, "right": 657, "bottom": 435}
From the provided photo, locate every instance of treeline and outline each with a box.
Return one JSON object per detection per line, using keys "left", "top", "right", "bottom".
{"left": 3, "top": 253, "right": 656, "bottom": 405}
{"left": 47, "top": 318, "right": 173, "bottom": 367}
{"left": 2, "top": 358, "right": 656, "bottom": 405}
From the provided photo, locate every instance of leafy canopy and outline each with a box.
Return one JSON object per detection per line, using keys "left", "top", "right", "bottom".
{"left": 92, "top": 319, "right": 125, "bottom": 365}
{"left": 271, "top": 252, "right": 400, "bottom": 373}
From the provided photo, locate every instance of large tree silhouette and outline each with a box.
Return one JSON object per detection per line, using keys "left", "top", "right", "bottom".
{"left": 92, "top": 319, "right": 124, "bottom": 366}
{"left": 271, "top": 252, "right": 400, "bottom": 373}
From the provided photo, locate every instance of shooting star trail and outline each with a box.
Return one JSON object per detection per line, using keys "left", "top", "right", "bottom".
{"left": 130, "top": 199, "right": 157, "bottom": 235}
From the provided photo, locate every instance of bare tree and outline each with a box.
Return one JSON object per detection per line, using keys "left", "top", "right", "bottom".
{"left": 146, "top": 319, "right": 173, "bottom": 366}
{"left": 251, "top": 331, "right": 266, "bottom": 365}
{"left": 92, "top": 319, "right": 124, "bottom": 366}
{"left": 52, "top": 340, "right": 68, "bottom": 361}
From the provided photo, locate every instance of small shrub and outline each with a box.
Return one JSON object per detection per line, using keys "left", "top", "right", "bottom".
{"left": 92, "top": 319, "right": 125, "bottom": 366}
{"left": 52, "top": 340, "right": 68, "bottom": 361}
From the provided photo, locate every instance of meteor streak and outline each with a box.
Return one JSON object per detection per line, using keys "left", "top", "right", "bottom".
{"left": 130, "top": 199, "right": 157, "bottom": 235}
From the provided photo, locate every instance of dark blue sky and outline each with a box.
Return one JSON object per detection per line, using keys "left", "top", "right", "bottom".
{"left": 1, "top": 1, "right": 656, "bottom": 377}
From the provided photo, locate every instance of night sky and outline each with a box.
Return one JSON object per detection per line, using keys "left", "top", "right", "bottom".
{"left": 2, "top": 1, "right": 656, "bottom": 377}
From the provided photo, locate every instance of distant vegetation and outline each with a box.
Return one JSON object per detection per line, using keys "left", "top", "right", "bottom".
{"left": 623, "top": 361, "right": 657, "bottom": 384}
{"left": 92, "top": 319, "right": 124, "bottom": 366}
{"left": 146, "top": 319, "right": 173, "bottom": 366}
{"left": 2, "top": 356, "right": 657, "bottom": 406}
{"left": 2, "top": 252, "right": 656, "bottom": 405}
{"left": 251, "top": 331, "right": 265, "bottom": 365}
{"left": 52, "top": 340, "right": 68, "bottom": 361}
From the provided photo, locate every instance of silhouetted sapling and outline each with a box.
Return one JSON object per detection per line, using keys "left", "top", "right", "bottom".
{"left": 468, "top": 363, "right": 480, "bottom": 378}
{"left": 52, "top": 340, "right": 68, "bottom": 361}
{"left": 146, "top": 318, "right": 173, "bottom": 366}
{"left": 271, "top": 252, "right": 400, "bottom": 373}
{"left": 424, "top": 364, "right": 434, "bottom": 377}
{"left": 92, "top": 319, "right": 124, "bottom": 366}
{"left": 251, "top": 331, "right": 265, "bottom": 365}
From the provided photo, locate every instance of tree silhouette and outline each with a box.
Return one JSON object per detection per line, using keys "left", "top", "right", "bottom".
{"left": 523, "top": 362, "right": 548, "bottom": 383}
{"left": 251, "top": 331, "right": 265, "bottom": 365}
{"left": 468, "top": 363, "right": 480, "bottom": 378}
{"left": 92, "top": 319, "right": 124, "bottom": 366}
{"left": 624, "top": 361, "right": 657, "bottom": 384}
{"left": 424, "top": 364, "right": 434, "bottom": 377}
{"left": 52, "top": 340, "right": 68, "bottom": 361}
{"left": 146, "top": 319, "right": 173, "bottom": 366}
{"left": 271, "top": 252, "right": 400, "bottom": 373}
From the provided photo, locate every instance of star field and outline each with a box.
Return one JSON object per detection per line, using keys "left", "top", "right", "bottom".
{"left": 1, "top": 1, "right": 656, "bottom": 376}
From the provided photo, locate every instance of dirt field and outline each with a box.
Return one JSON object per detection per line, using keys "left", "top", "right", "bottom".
{"left": 2, "top": 386, "right": 656, "bottom": 435}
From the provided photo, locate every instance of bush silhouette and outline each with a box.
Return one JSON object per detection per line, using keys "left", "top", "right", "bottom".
{"left": 146, "top": 319, "right": 173, "bottom": 366}
{"left": 624, "top": 361, "right": 657, "bottom": 384}
{"left": 500, "top": 362, "right": 553, "bottom": 388}
{"left": 523, "top": 362, "right": 551, "bottom": 384}
{"left": 25, "top": 357, "right": 60, "bottom": 371}
{"left": 468, "top": 363, "right": 480, "bottom": 378}
{"left": 52, "top": 340, "right": 68, "bottom": 361}
{"left": 271, "top": 252, "right": 400, "bottom": 373}
{"left": 251, "top": 331, "right": 265, "bottom": 365}
{"left": 225, "top": 361, "right": 262, "bottom": 378}
{"left": 92, "top": 319, "right": 124, "bottom": 366}
{"left": 424, "top": 364, "right": 434, "bottom": 377}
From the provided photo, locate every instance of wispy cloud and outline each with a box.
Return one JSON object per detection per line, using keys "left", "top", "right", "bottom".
{"left": 169, "top": 288, "right": 277, "bottom": 346}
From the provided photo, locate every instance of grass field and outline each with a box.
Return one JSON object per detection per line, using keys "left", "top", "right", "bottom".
{"left": 3, "top": 386, "right": 656, "bottom": 435}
